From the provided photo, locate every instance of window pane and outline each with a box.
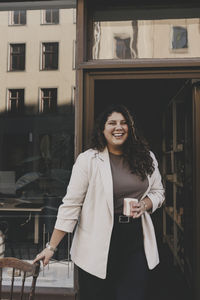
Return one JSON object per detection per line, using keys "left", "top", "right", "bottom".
{"left": 45, "top": 9, "right": 52, "bottom": 23}
{"left": 41, "top": 88, "right": 57, "bottom": 113}
{"left": 8, "top": 89, "right": 24, "bottom": 113}
{"left": 172, "top": 26, "right": 188, "bottom": 49}
{"left": 44, "top": 9, "right": 59, "bottom": 24}
{"left": 13, "top": 11, "right": 19, "bottom": 24}
{"left": 20, "top": 10, "right": 26, "bottom": 25}
{"left": 42, "top": 42, "right": 58, "bottom": 70}
{"left": 52, "top": 9, "right": 59, "bottom": 24}
{"left": 115, "top": 37, "right": 131, "bottom": 59}
{"left": 12, "top": 10, "right": 26, "bottom": 25}
{"left": 10, "top": 44, "right": 25, "bottom": 70}
{"left": 0, "top": 6, "right": 76, "bottom": 289}
{"left": 91, "top": 6, "right": 200, "bottom": 60}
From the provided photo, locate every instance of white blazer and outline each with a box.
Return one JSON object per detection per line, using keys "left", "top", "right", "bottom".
{"left": 55, "top": 147, "right": 165, "bottom": 279}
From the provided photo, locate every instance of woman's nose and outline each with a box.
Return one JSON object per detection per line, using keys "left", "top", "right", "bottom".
{"left": 115, "top": 123, "right": 123, "bottom": 129}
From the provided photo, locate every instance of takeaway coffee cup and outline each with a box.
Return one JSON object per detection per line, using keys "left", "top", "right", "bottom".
{"left": 123, "top": 198, "right": 138, "bottom": 216}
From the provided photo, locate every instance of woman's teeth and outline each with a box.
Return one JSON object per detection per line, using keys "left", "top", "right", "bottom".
{"left": 113, "top": 133, "right": 123, "bottom": 137}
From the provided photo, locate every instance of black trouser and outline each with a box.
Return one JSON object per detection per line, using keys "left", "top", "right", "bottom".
{"left": 78, "top": 216, "right": 149, "bottom": 300}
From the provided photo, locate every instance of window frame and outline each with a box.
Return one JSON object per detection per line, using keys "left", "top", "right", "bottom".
{"left": 9, "top": 10, "right": 26, "bottom": 26}
{"left": 41, "top": 8, "right": 59, "bottom": 25}
{"left": 39, "top": 87, "right": 58, "bottom": 113}
{"left": 7, "top": 88, "right": 25, "bottom": 113}
{"left": 0, "top": 0, "right": 77, "bottom": 293}
{"left": 41, "top": 42, "right": 59, "bottom": 70}
{"left": 9, "top": 43, "right": 26, "bottom": 71}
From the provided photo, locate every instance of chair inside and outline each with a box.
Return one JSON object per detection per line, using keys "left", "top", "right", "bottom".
{"left": 0, "top": 257, "right": 40, "bottom": 300}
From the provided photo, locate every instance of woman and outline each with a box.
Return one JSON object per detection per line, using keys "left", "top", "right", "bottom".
{"left": 34, "top": 105, "right": 164, "bottom": 300}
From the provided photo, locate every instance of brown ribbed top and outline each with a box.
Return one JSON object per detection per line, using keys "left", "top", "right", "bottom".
{"left": 109, "top": 152, "right": 149, "bottom": 214}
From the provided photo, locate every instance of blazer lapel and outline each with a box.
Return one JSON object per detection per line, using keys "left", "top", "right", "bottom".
{"left": 97, "top": 148, "right": 113, "bottom": 217}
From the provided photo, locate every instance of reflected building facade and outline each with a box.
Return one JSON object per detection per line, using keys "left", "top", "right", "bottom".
{"left": 0, "top": 6, "right": 76, "bottom": 269}
{"left": 92, "top": 18, "right": 200, "bottom": 59}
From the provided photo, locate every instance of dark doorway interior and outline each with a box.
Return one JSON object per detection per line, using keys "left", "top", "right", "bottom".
{"left": 95, "top": 78, "right": 186, "bottom": 158}
{"left": 94, "top": 78, "right": 191, "bottom": 300}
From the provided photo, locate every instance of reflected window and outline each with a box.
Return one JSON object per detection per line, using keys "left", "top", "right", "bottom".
{"left": 9, "top": 43, "right": 25, "bottom": 71}
{"left": 41, "top": 9, "right": 59, "bottom": 24}
{"left": 172, "top": 26, "right": 188, "bottom": 49}
{"left": 7, "top": 89, "right": 24, "bottom": 113}
{"left": 9, "top": 10, "right": 26, "bottom": 25}
{"left": 40, "top": 88, "right": 57, "bottom": 113}
{"left": 115, "top": 37, "right": 131, "bottom": 59}
{"left": 41, "top": 42, "right": 59, "bottom": 70}
{"left": 91, "top": 6, "right": 200, "bottom": 60}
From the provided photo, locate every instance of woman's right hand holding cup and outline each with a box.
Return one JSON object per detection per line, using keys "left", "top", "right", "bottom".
{"left": 124, "top": 198, "right": 138, "bottom": 218}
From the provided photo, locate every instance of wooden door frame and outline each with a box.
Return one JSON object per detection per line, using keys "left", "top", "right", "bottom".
{"left": 75, "top": 2, "right": 200, "bottom": 297}
{"left": 75, "top": 67, "right": 200, "bottom": 300}
{"left": 192, "top": 84, "right": 200, "bottom": 300}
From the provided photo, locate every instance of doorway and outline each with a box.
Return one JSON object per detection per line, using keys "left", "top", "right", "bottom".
{"left": 94, "top": 78, "right": 185, "bottom": 152}
{"left": 93, "top": 78, "right": 192, "bottom": 299}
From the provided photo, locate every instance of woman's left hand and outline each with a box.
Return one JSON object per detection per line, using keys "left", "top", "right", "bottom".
{"left": 130, "top": 197, "right": 152, "bottom": 218}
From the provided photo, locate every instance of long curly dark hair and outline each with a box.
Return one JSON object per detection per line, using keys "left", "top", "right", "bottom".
{"left": 90, "top": 104, "right": 154, "bottom": 179}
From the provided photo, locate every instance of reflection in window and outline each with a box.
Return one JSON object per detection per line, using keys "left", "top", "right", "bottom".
{"left": 42, "top": 9, "right": 59, "bottom": 24}
{"left": 40, "top": 88, "right": 57, "bottom": 113}
{"left": 93, "top": 21, "right": 101, "bottom": 59}
{"left": 9, "top": 43, "right": 25, "bottom": 71}
{"left": 7, "top": 89, "right": 24, "bottom": 113}
{"left": 172, "top": 26, "right": 188, "bottom": 49}
{"left": 92, "top": 18, "right": 200, "bottom": 59}
{"left": 0, "top": 7, "right": 76, "bottom": 281}
{"left": 41, "top": 42, "right": 59, "bottom": 70}
{"left": 115, "top": 37, "right": 131, "bottom": 59}
{"left": 9, "top": 10, "right": 26, "bottom": 25}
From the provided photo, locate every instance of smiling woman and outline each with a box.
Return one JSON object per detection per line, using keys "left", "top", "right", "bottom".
{"left": 103, "top": 111, "right": 129, "bottom": 154}
{"left": 90, "top": 104, "right": 155, "bottom": 180}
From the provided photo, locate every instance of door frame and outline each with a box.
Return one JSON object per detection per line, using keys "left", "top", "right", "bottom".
{"left": 192, "top": 83, "right": 200, "bottom": 300}
{"left": 75, "top": 67, "right": 200, "bottom": 299}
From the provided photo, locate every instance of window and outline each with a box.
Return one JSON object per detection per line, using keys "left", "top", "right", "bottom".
{"left": 40, "top": 88, "right": 57, "bottom": 113}
{"left": 0, "top": 6, "right": 76, "bottom": 288}
{"left": 7, "top": 89, "right": 24, "bottom": 113}
{"left": 9, "top": 43, "right": 25, "bottom": 71}
{"left": 115, "top": 37, "right": 131, "bottom": 59}
{"left": 91, "top": 6, "right": 199, "bottom": 60}
{"left": 9, "top": 10, "right": 26, "bottom": 25}
{"left": 42, "top": 9, "right": 59, "bottom": 24}
{"left": 41, "top": 42, "right": 59, "bottom": 70}
{"left": 172, "top": 26, "right": 188, "bottom": 49}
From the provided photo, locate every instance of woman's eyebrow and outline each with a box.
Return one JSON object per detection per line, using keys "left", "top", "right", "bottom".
{"left": 108, "top": 119, "right": 126, "bottom": 122}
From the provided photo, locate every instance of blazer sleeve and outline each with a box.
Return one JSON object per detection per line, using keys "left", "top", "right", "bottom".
{"left": 54, "top": 152, "right": 89, "bottom": 233}
{"left": 147, "top": 151, "right": 165, "bottom": 213}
